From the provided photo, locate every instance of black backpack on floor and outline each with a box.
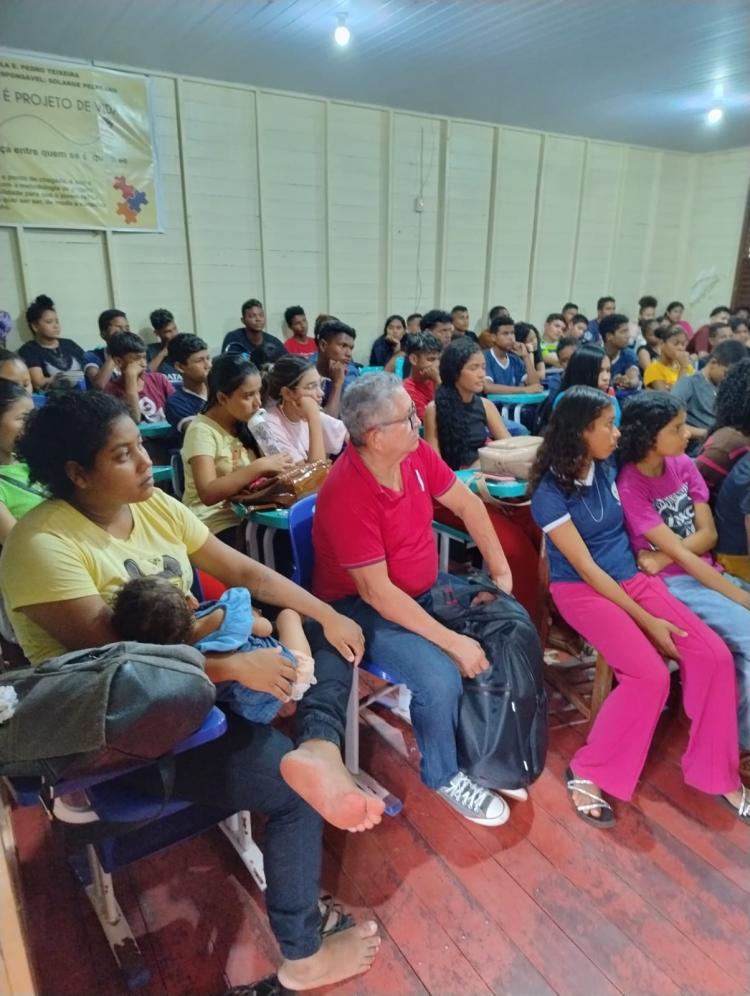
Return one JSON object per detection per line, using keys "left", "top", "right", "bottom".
{"left": 427, "top": 572, "right": 548, "bottom": 790}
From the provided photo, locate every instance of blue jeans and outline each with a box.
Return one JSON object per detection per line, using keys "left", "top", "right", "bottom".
{"left": 664, "top": 573, "right": 750, "bottom": 750}
{"left": 505, "top": 418, "right": 529, "bottom": 436}
{"left": 335, "top": 580, "right": 463, "bottom": 789}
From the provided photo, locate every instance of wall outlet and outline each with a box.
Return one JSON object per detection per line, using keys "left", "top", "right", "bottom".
{"left": 414, "top": 195, "right": 424, "bottom": 213}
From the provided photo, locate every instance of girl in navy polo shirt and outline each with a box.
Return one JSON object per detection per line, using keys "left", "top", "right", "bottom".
{"left": 530, "top": 385, "right": 748, "bottom": 827}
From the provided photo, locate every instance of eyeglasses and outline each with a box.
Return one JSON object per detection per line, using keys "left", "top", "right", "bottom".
{"left": 372, "top": 403, "right": 420, "bottom": 431}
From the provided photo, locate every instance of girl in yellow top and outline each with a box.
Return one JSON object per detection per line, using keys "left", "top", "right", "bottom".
{"left": 643, "top": 326, "right": 694, "bottom": 392}
{"left": 181, "top": 354, "right": 295, "bottom": 545}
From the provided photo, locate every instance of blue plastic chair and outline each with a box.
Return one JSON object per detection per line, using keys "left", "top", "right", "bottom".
{"left": 7, "top": 704, "right": 267, "bottom": 989}
{"left": 288, "top": 496, "right": 402, "bottom": 816}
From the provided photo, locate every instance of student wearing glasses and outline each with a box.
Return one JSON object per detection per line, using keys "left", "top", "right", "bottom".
{"left": 312, "top": 372, "right": 534, "bottom": 828}
{"left": 258, "top": 356, "right": 347, "bottom": 462}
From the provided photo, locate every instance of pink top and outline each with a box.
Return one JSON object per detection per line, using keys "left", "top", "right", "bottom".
{"left": 617, "top": 455, "right": 718, "bottom": 578}
{"left": 259, "top": 401, "right": 346, "bottom": 463}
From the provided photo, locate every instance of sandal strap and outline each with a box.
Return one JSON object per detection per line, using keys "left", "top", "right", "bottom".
{"left": 573, "top": 796, "right": 613, "bottom": 814}
{"left": 738, "top": 785, "right": 750, "bottom": 818}
{"left": 567, "top": 779, "right": 612, "bottom": 812}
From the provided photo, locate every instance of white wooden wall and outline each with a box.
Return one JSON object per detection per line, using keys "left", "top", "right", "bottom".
{"left": 1, "top": 65, "right": 749, "bottom": 359}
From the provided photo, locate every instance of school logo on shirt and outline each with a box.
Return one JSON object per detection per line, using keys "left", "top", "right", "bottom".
{"left": 653, "top": 483, "right": 695, "bottom": 538}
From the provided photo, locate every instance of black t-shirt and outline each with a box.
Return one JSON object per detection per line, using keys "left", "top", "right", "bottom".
{"left": 19, "top": 339, "right": 86, "bottom": 381}
{"left": 221, "top": 328, "right": 285, "bottom": 367}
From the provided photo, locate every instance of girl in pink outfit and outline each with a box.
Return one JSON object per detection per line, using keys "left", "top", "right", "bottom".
{"left": 529, "top": 385, "right": 748, "bottom": 828}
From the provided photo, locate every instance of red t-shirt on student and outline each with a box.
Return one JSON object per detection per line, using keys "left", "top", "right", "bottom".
{"left": 284, "top": 337, "right": 317, "bottom": 356}
{"left": 106, "top": 371, "right": 174, "bottom": 422}
{"left": 312, "top": 439, "right": 455, "bottom": 602}
{"left": 403, "top": 376, "right": 435, "bottom": 420}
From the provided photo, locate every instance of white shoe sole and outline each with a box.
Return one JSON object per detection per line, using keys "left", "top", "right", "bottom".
{"left": 498, "top": 786, "right": 528, "bottom": 802}
{"left": 438, "top": 792, "right": 510, "bottom": 827}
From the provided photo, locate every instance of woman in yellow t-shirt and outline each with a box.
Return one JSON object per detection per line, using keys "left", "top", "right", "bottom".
{"left": 643, "top": 325, "right": 694, "bottom": 391}
{"left": 181, "top": 354, "right": 294, "bottom": 544}
{"left": 0, "top": 390, "right": 383, "bottom": 989}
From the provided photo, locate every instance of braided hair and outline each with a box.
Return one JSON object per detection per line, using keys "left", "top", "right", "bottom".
{"left": 434, "top": 337, "right": 483, "bottom": 470}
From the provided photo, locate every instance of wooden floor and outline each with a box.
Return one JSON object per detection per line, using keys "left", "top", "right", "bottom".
{"left": 10, "top": 681, "right": 750, "bottom": 996}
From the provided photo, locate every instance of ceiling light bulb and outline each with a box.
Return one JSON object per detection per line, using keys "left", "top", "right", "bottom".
{"left": 334, "top": 14, "right": 350, "bottom": 45}
{"left": 707, "top": 107, "right": 723, "bottom": 125}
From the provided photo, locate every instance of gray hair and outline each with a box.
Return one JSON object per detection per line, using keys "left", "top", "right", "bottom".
{"left": 340, "top": 372, "right": 404, "bottom": 445}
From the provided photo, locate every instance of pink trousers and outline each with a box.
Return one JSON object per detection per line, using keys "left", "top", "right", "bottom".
{"left": 551, "top": 572, "right": 740, "bottom": 801}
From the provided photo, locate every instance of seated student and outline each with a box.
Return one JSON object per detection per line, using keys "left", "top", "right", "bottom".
{"left": 637, "top": 295, "right": 658, "bottom": 323}
{"left": 671, "top": 340, "right": 746, "bottom": 455}
{"left": 222, "top": 298, "right": 285, "bottom": 367}
{"left": 556, "top": 335, "right": 579, "bottom": 371}
{"left": 735, "top": 305, "right": 750, "bottom": 322}
{"left": 514, "top": 322, "right": 545, "bottom": 378}
{"left": 697, "top": 321, "right": 734, "bottom": 366}
{"left": 568, "top": 313, "right": 589, "bottom": 340}
{"left": 84, "top": 308, "right": 130, "bottom": 389}
{"left": 584, "top": 296, "right": 616, "bottom": 346}
{"left": 478, "top": 305, "right": 511, "bottom": 349}
{"left": 664, "top": 300, "right": 693, "bottom": 339}
{"left": 688, "top": 305, "right": 731, "bottom": 357}
{"left": 714, "top": 453, "right": 750, "bottom": 582}
{"left": 406, "top": 312, "right": 422, "bottom": 334}
{"left": 553, "top": 344, "right": 622, "bottom": 425}
{"left": 0, "top": 382, "right": 43, "bottom": 543}
{"left": 424, "top": 339, "right": 543, "bottom": 623}
{"left": 181, "top": 354, "right": 295, "bottom": 545}
{"left": 257, "top": 355, "right": 347, "bottom": 462}
{"left": 484, "top": 314, "right": 541, "bottom": 394}
{"left": 637, "top": 318, "right": 661, "bottom": 372}
{"left": 450, "top": 306, "right": 478, "bottom": 342}
{"left": 644, "top": 326, "right": 694, "bottom": 391}
{"left": 315, "top": 320, "right": 359, "bottom": 418}
{"left": 532, "top": 337, "right": 579, "bottom": 434}
{"left": 2, "top": 389, "right": 384, "bottom": 989}
{"left": 617, "top": 392, "right": 750, "bottom": 768}
{"left": 164, "top": 334, "right": 211, "bottom": 433}
{"left": 104, "top": 332, "right": 174, "bottom": 424}
{"left": 283, "top": 305, "right": 316, "bottom": 356}
{"left": 418, "top": 309, "right": 453, "bottom": 351}
{"left": 562, "top": 302, "right": 578, "bottom": 327}
{"left": 112, "top": 576, "right": 316, "bottom": 723}
{"left": 539, "top": 313, "right": 567, "bottom": 367}
{"left": 313, "top": 372, "right": 537, "bottom": 826}
{"left": 19, "top": 295, "right": 86, "bottom": 391}
{"left": 369, "top": 314, "right": 406, "bottom": 367}
{"left": 530, "top": 385, "right": 748, "bottom": 826}
{"left": 146, "top": 308, "right": 182, "bottom": 383}
{"left": 0, "top": 349, "right": 32, "bottom": 392}
{"left": 696, "top": 357, "right": 750, "bottom": 501}
{"left": 600, "top": 313, "right": 640, "bottom": 392}
{"left": 731, "top": 316, "right": 750, "bottom": 348}
{"left": 402, "top": 331, "right": 442, "bottom": 420}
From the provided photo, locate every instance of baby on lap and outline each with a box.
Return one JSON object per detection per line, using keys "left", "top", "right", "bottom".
{"left": 112, "top": 576, "right": 315, "bottom": 723}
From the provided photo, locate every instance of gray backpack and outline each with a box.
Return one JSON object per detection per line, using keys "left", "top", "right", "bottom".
{"left": 0, "top": 641, "right": 215, "bottom": 782}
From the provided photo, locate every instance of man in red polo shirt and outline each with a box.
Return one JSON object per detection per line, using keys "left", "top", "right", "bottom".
{"left": 313, "top": 372, "right": 526, "bottom": 827}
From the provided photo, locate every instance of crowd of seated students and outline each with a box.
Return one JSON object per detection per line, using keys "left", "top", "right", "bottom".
{"left": 1, "top": 286, "right": 750, "bottom": 987}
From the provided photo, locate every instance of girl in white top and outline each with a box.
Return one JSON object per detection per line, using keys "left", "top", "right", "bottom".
{"left": 259, "top": 356, "right": 347, "bottom": 463}
{"left": 181, "top": 354, "right": 294, "bottom": 542}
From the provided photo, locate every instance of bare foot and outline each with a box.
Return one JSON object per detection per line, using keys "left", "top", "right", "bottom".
{"left": 280, "top": 740, "right": 385, "bottom": 832}
{"left": 278, "top": 921, "right": 380, "bottom": 991}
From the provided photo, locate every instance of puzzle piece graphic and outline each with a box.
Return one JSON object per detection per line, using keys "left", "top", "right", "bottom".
{"left": 127, "top": 190, "right": 148, "bottom": 212}
{"left": 116, "top": 201, "right": 138, "bottom": 224}
{"left": 113, "top": 175, "right": 136, "bottom": 200}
